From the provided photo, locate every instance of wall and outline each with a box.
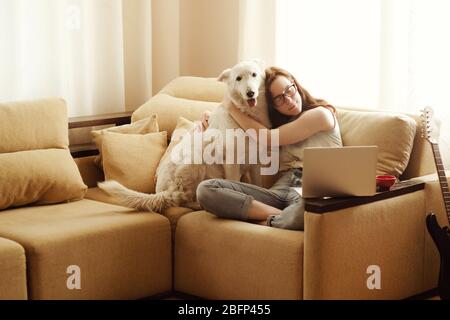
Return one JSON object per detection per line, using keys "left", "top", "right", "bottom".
{"left": 152, "top": 0, "right": 180, "bottom": 96}
{"left": 179, "top": 0, "right": 240, "bottom": 78}
{"left": 151, "top": 0, "right": 241, "bottom": 94}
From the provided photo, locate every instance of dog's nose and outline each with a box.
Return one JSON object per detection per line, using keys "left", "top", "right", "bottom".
{"left": 247, "top": 91, "right": 255, "bottom": 98}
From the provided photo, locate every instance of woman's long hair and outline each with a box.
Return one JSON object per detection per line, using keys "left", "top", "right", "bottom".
{"left": 265, "top": 66, "right": 335, "bottom": 128}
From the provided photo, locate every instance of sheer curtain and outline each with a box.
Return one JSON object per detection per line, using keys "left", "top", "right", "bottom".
{"left": 238, "top": 0, "right": 276, "bottom": 65}
{"left": 276, "top": 0, "right": 450, "bottom": 165}
{"left": 0, "top": 0, "right": 152, "bottom": 117}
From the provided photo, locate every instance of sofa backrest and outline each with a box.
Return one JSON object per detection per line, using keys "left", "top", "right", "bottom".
{"left": 0, "top": 98, "right": 87, "bottom": 210}
{"left": 132, "top": 77, "right": 224, "bottom": 138}
{"left": 132, "top": 76, "right": 435, "bottom": 180}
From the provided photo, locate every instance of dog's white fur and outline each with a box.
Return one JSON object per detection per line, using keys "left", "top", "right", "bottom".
{"left": 98, "top": 60, "right": 270, "bottom": 212}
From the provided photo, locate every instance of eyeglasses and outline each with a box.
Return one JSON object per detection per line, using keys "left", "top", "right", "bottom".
{"left": 272, "top": 84, "right": 297, "bottom": 108}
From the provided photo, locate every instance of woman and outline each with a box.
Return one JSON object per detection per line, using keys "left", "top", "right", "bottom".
{"left": 195, "top": 66, "right": 342, "bottom": 230}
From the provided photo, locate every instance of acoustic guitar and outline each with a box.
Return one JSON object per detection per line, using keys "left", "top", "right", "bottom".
{"left": 421, "top": 106, "right": 450, "bottom": 300}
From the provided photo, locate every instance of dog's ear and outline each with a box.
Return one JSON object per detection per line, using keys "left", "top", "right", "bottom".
{"left": 217, "top": 68, "right": 231, "bottom": 82}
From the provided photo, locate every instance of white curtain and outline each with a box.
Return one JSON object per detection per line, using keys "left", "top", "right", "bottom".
{"left": 276, "top": 0, "right": 450, "bottom": 166}
{"left": 238, "top": 0, "right": 276, "bottom": 65}
{"left": 0, "top": 0, "right": 152, "bottom": 117}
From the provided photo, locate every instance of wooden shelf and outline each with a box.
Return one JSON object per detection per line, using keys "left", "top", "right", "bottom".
{"left": 68, "top": 111, "right": 132, "bottom": 129}
{"left": 68, "top": 111, "right": 132, "bottom": 158}
{"left": 69, "top": 143, "right": 99, "bottom": 158}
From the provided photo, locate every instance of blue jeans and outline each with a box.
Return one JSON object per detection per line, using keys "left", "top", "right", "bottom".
{"left": 196, "top": 168, "right": 305, "bottom": 230}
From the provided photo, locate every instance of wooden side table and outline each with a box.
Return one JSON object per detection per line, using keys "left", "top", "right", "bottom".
{"left": 305, "top": 179, "right": 425, "bottom": 213}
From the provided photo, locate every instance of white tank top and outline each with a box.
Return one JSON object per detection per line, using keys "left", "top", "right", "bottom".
{"left": 279, "top": 112, "right": 343, "bottom": 171}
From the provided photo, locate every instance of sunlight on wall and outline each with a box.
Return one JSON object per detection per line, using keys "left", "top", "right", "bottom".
{"left": 276, "top": 0, "right": 450, "bottom": 166}
{"left": 276, "top": 0, "right": 381, "bottom": 108}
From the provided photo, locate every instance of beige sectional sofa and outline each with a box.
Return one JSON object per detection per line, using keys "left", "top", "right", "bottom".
{"left": 0, "top": 76, "right": 447, "bottom": 300}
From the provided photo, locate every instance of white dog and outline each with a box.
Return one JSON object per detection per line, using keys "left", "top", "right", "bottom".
{"left": 98, "top": 60, "right": 271, "bottom": 212}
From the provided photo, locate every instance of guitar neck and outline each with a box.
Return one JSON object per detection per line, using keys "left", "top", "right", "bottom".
{"left": 431, "top": 143, "right": 450, "bottom": 222}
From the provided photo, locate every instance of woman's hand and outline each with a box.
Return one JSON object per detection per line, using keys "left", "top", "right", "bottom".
{"left": 201, "top": 110, "right": 211, "bottom": 129}
{"left": 194, "top": 110, "right": 211, "bottom": 132}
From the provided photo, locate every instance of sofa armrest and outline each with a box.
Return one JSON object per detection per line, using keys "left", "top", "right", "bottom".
{"left": 303, "top": 189, "right": 429, "bottom": 299}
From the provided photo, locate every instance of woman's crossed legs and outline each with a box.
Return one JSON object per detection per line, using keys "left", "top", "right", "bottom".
{"left": 196, "top": 169, "right": 305, "bottom": 230}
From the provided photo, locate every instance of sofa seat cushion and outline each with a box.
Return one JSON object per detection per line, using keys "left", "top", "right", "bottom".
{"left": 0, "top": 237, "right": 27, "bottom": 300}
{"left": 175, "top": 211, "right": 304, "bottom": 299}
{"left": 0, "top": 199, "right": 172, "bottom": 299}
{"left": 85, "top": 187, "right": 193, "bottom": 239}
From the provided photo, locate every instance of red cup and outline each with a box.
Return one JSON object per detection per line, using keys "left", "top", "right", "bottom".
{"left": 376, "top": 175, "right": 396, "bottom": 191}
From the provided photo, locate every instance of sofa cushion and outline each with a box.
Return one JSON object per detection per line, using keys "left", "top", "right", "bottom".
{"left": 337, "top": 108, "right": 417, "bottom": 177}
{"left": 0, "top": 237, "right": 27, "bottom": 300}
{"left": 91, "top": 114, "right": 159, "bottom": 169}
{"left": 0, "top": 98, "right": 68, "bottom": 153}
{"left": 175, "top": 211, "right": 304, "bottom": 299}
{"left": 0, "top": 199, "right": 172, "bottom": 299}
{"left": 101, "top": 131, "right": 167, "bottom": 193}
{"left": 0, "top": 149, "right": 87, "bottom": 210}
{"left": 0, "top": 98, "right": 87, "bottom": 210}
{"left": 85, "top": 187, "right": 193, "bottom": 240}
{"left": 132, "top": 77, "right": 224, "bottom": 138}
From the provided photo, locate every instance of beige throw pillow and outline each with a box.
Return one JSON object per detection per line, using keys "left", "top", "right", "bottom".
{"left": 101, "top": 131, "right": 167, "bottom": 193}
{"left": 91, "top": 114, "right": 159, "bottom": 169}
{"left": 0, "top": 149, "right": 87, "bottom": 210}
{"left": 337, "top": 109, "right": 417, "bottom": 177}
{"left": 0, "top": 98, "right": 68, "bottom": 153}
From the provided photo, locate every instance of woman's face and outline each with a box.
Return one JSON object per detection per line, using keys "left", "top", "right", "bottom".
{"left": 269, "top": 76, "right": 302, "bottom": 116}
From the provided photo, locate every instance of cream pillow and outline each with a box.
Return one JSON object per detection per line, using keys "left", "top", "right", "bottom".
{"left": 91, "top": 114, "right": 159, "bottom": 169}
{"left": 101, "top": 131, "right": 167, "bottom": 193}
{"left": 0, "top": 98, "right": 68, "bottom": 153}
{"left": 337, "top": 109, "right": 417, "bottom": 177}
{"left": 0, "top": 149, "right": 87, "bottom": 210}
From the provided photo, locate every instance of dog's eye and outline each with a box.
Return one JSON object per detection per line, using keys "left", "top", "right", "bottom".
{"left": 252, "top": 73, "right": 257, "bottom": 77}
{"left": 236, "top": 76, "right": 242, "bottom": 81}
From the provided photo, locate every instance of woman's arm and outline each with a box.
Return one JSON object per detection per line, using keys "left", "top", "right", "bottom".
{"left": 228, "top": 103, "right": 335, "bottom": 146}
{"left": 275, "top": 107, "right": 336, "bottom": 145}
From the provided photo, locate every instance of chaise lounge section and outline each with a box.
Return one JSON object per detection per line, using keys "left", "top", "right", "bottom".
{"left": 0, "top": 99, "right": 172, "bottom": 300}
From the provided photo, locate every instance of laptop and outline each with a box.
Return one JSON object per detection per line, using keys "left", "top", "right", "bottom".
{"left": 298, "top": 146, "right": 379, "bottom": 198}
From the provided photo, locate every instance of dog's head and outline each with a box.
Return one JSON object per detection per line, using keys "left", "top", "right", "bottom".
{"left": 217, "top": 59, "right": 266, "bottom": 112}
